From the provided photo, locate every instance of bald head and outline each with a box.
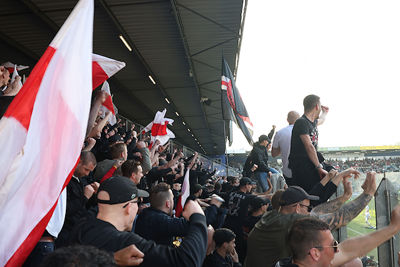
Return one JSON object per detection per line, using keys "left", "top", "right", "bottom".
{"left": 287, "top": 111, "right": 300, "bottom": 125}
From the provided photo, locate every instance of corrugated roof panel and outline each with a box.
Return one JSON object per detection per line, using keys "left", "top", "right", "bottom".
{"left": 0, "top": 0, "right": 245, "bottom": 154}
{"left": 31, "top": 0, "right": 78, "bottom": 12}
{"left": 0, "top": 14, "right": 52, "bottom": 56}
{"left": 111, "top": 3, "right": 194, "bottom": 87}
{"left": 0, "top": 0, "right": 30, "bottom": 15}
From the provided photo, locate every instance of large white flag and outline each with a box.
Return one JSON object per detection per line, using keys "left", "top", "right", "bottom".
{"left": 0, "top": 0, "right": 93, "bottom": 265}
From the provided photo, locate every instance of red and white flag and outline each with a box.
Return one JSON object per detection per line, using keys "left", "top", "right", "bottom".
{"left": 175, "top": 168, "right": 190, "bottom": 217}
{"left": 0, "top": 0, "right": 93, "bottom": 265}
{"left": 100, "top": 81, "right": 117, "bottom": 125}
{"left": 141, "top": 109, "right": 175, "bottom": 147}
{"left": 92, "top": 54, "right": 125, "bottom": 90}
{"left": 1, "top": 62, "right": 29, "bottom": 74}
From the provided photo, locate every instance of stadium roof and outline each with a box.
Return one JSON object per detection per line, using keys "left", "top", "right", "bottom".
{"left": 0, "top": 0, "right": 247, "bottom": 155}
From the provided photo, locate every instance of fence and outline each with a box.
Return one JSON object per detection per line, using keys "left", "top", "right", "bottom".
{"left": 331, "top": 175, "right": 400, "bottom": 267}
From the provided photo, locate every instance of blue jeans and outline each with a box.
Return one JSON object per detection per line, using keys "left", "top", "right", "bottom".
{"left": 254, "top": 172, "right": 269, "bottom": 192}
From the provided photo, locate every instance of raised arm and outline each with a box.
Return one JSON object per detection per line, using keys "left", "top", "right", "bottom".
{"left": 317, "top": 105, "right": 329, "bottom": 125}
{"left": 332, "top": 204, "right": 400, "bottom": 267}
{"left": 313, "top": 172, "right": 376, "bottom": 230}
{"left": 86, "top": 90, "right": 106, "bottom": 137}
{"left": 188, "top": 152, "right": 199, "bottom": 170}
{"left": 167, "top": 151, "right": 184, "bottom": 168}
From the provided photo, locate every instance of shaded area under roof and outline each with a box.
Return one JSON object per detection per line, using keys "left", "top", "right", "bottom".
{"left": 0, "top": 0, "right": 247, "bottom": 155}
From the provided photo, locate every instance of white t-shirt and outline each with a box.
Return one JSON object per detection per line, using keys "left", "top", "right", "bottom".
{"left": 272, "top": 125, "right": 294, "bottom": 178}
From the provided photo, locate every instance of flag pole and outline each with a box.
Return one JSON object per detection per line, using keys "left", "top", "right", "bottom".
{"left": 226, "top": 149, "right": 229, "bottom": 177}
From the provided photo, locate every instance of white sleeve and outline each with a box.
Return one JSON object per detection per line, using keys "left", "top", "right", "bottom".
{"left": 46, "top": 188, "right": 67, "bottom": 238}
{"left": 272, "top": 131, "right": 280, "bottom": 148}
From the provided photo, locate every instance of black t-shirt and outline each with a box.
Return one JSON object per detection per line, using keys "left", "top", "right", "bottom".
{"left": 289, "top": 115, "right": 318, "bottom": 167}
{"left": 223, "top": 191, "right": 256, "bottom": 234}
{"left": 70, "top": 214, "right": 207, "bottom": 267}
{"left": 243, "top": 215, "right": 262, "bottom": 237}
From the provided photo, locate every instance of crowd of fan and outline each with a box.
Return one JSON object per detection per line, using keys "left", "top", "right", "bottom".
{"left": 4, "top": 64, "right": 400, "bottom": 267}
{"left": 326, "top": 158, "right": 400, "bottom": 173}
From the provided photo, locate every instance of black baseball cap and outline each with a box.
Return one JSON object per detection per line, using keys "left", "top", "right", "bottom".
{"left": 279, "top": 186, "right": 319, "bottom": 206}
{"left": 249, "top": 197, "right": 270, "bottom": 210}
{"left": 240, "top": 177, "right": 256, "bottom": 186}
{"left": 97, "top": 176, "right": 149, "bottom": 205}
{"left": 258, "top": 134, "right": 271, "bottom": 143}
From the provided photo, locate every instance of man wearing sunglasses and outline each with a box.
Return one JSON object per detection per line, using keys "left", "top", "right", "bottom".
{"left": 245, "top": 172, "right": 377, "bottom": 267}
{"left": 276, "top": 211, "right": 400, "bottom": 267}
{"left": 70, "top": 175, "right": 208, "bottom": 267}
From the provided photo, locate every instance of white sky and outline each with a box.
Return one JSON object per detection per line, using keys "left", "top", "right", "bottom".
{"left": 228, "top": 0, "right": 400, "bottom": 153}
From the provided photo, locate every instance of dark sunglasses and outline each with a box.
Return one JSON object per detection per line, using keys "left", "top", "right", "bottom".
{"left": 315, "top": 240, "right": 339, "bottom": 253}
{"left": 298, "top": 203, "right": 313, "bottom": 212}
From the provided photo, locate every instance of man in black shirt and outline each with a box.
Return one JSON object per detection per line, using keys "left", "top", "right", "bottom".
{"left": 245, "top": 135, "right": 272, "bottom": 192}
{"left": 70, "top": 176, "right": 207, "bottom": 267}
{"left": 55, "top": 151, "right": 97, "bottom": 248}
{"left": 223, "top": 177, "right": 257, "bottom": 262}
{"left": 289, "top": 94, "right": 331, "bottom": 193}
{"left": 135, "top": 182, "right": 189, "bottom": 245}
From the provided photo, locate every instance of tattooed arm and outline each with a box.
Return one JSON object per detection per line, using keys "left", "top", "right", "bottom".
{"left": 314, "top": 192, "right": 372, "bottom": 230}
{"left": 311, "top": 172, "right": 376, "bottom": 230}
{"left": 311, "top": 179, "right": 353, "bottom": 215}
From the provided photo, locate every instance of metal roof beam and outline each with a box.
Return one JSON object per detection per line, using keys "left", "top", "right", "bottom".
{"left": 191, "top": 37, "right": 236, "bottom": 57}
{"left": 108, "top": 1, "right": 166, "bottom": 8}
{"left": 192, "top": 58, "right": 219, "bottom": 71}
{"left": 20, "top": 0, "right": 59, "bottom": 33}
{"left": 176, "top": 3, "right": 240, "bottom": 37}
{"left": 98, "top": 0, "right": 202, "bottom": 153}
{"left": 17, "top": 0, "right": 183, "bottom": 146}
{"left": 199, "top": 79, "right": 220, "bottom": 87}
{"left": 110, "top": 77, "right": 194, "bottom": 149}
{"left": 0, "top": 32, "right": 40, "bottom": 61}
{"left": 170, "top": 0, "right": 217, "bottom": 154}
{"left": 234, "top": 0, "right": 248, "bottom": 77}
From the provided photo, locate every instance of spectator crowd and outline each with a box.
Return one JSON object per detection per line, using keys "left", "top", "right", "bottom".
{"left": 3, "top": 62, "right": 400, "bottom": 267}
{"left": 326, "top": 158, "right": 400, "bottom": 173}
